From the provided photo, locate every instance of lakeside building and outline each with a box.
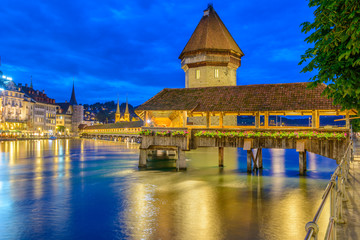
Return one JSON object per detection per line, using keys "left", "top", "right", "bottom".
{"left": 0, "top": 70, "right": 57, "bottom": 136}
{"left": 56, "top": 82, "right": 84, "bottom": 134}
{"left": 20, "top": 82, "right": 57, "bottom": 134}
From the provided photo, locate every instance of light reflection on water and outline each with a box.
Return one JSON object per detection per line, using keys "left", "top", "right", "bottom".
{"left": 0, "top": 139, "right": 337, "bottom": 240}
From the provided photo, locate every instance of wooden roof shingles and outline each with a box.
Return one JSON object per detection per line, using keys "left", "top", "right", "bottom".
{"left": 179, "top": 5, "right": 244, "bottom": 59}
{"left": 136, "top": 83, "right": 340, "bottom": 113}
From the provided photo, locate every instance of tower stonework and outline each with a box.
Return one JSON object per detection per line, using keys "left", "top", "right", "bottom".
{"left": 180, "top": 5, "right": 243, "bottom": 126}
{"left": 180, "top": 4, "right": 244, "bottom": 88}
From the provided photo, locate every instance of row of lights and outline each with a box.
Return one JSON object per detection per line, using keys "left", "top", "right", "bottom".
{"left": 2, "top": 75, "right": 12, "bottom": 81}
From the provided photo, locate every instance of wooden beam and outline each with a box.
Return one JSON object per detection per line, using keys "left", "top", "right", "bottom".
{"left": 206, "top": 112, "right": 211, "bottom": 128}
{"left": 144, "top": 111, "right": 149, "bottom": 127}
{"left": 182, "top": 111, "right": 187, "bottom": 127}
{"left": 255, "top": 112, "right": 260, "bottom": 128}
{"left": 346, "top": 111, "right": 350, "bottom": 129}
{"left": 219, "top": 112, "right": 224, "bottom": 128}
{"left": 264, "top": 112, "right": 269, "bottom": 128}
{"left": 334, "top": 116, "right": 360, "bottom": 122}
{"left": 312, "top": 110, "right": 320, "bottom": 128}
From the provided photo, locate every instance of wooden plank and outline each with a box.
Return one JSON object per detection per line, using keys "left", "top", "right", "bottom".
{"left": 244, "top": 139, "right": 253, "bottom": 150}
{"left": 264, "top": 112, "right": 269, "bottom": 128}
{"left": 206, "top": 112, "right": 211, "bottom": 128}
{"left": 255, "top": 112, "right": 260, "bottom": 128}
{"left": 346, "top": 111, "right": 350, "bottom": 128}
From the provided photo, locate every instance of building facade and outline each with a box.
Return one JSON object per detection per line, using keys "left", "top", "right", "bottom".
{"left": 0, "top": 71, "right": 57, "bottom": 135}
{"left": 21, "top": 84, "right": 57, "bottom": 134}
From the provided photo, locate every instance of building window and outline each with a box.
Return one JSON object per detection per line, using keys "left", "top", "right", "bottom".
{"left": 196, "top": 69, "right": 200, "bottom": 79}
{"left": 215, "top": 69, "right": 219, "bottom": 78}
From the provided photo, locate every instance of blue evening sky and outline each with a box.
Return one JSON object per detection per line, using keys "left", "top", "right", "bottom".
{"left": 0, "top": 0, "right": 315, "bottom": 105}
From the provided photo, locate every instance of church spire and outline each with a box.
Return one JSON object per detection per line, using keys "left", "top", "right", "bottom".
{"left": 30, "top": 75, "right": 33, "bottom": 89}
{"left": 116, "top": 97, "right": 120, "bottom": 114}
{"left": 69, "top": 78, "right": 78, "bottom": 105}
{"left": 124, "top": 96, "right": 130, "bottom": 122}
{"left": 125, "top": 96, "right": 129, "bottom": 114}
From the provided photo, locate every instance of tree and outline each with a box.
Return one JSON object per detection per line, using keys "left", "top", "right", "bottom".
{"left": 300, "top": 0, "right": 360, "bottom": 111}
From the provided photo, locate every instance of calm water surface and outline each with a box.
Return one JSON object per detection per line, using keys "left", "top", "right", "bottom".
{"left": 0, "top": 139, "right": 337, "bottom": 240}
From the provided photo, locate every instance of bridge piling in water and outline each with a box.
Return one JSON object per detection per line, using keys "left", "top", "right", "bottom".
{"left": 139, "top": 149, "right": 147, "bottom": 168}
{"left": 176, "top": 147, "right": 187, "bottom": 170}
{"left": 299, "top": 150, "right": 307, "bottom": 175}
{"left": 218, "top": 147, "right": 224, "bottom": 167}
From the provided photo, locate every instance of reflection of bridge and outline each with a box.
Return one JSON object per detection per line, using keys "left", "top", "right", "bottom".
{"left": 139, "top": 127, "right": 350, "bottom": 175}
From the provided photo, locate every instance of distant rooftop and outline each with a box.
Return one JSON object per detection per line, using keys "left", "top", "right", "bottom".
{"left": 179, "top": 4, "right": 244, "bottom": 59}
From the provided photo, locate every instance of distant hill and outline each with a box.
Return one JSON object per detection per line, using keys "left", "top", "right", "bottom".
{"left": 83, "top": 101, "right": 139, "bottom": 123}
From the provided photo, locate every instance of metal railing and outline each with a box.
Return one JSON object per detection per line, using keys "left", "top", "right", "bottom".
{"left": 304, "top": 141, "right": 353, "bottom": 240}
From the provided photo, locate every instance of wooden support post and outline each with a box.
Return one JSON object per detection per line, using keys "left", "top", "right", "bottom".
{"left": 206, "top": 112, "right": 211, "bottom": 128}
{"left": 255, "top": 112, "right": 260, "bottom": 128}
{"left": 218, "top": 147, "right": 224, "bottom": 167}
{"left": 299, "top": 151, "right": 307, "bottom": 175}
{"left": 247, "top": 150, "right": 252, "bottom": 172}
{"left": 264, "top": 112, "right": 269, "bottom": 128}
{"left": 176, "top": 147, "right": 187, "bottom": 170}
{"left": 183, "top": 111, "right": 187, "bottom": 127}
{"left": 345, "top": 111, "right": 350, "bottom": 129}
{"left": 144, "top": 111, "right": 149, "bottom": 127}
{"left": 219, "top": 112, "right": 224, "bottom": 128}
{"left": 257, "top": 148, "right": 263, "bottom": 168}
{"left": 139, "top": 149, "right": 147, "bottom": 168}
{"left": 312, "top": 110, "right": 320, "bottom": 128}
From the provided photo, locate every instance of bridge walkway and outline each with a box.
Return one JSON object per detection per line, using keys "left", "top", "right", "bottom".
{"left": 336, "top": 137, "right": 360, "bottom": 239}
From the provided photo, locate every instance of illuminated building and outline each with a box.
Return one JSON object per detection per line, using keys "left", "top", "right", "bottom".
{"left": 0, "top": 72, "right": 57, "bottom": 135}
{"left": 115, "top": 97, "right": 131, "bottom": 123}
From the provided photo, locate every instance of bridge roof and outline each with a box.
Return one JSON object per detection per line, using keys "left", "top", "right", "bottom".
{"left": 84, "top": 121, "right": 143, "bottom": 130}
{"left": 136, "top": 82, "right": 342, "bottom": 113}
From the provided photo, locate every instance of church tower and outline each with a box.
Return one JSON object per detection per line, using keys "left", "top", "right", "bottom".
{"left": 179, "top": 4, "right": 244, "bottom": 88}
{"left": 124, "top": 97, "right": 130, "bottom": 122}
{"left": 115, "top": 98, "right": 121, "bottom": 123}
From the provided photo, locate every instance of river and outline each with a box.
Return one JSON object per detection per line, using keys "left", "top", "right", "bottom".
{"left": 0, "top": 139, "right": 337, "bottom": 240}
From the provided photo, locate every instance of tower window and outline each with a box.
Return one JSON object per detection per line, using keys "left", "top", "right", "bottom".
{"left": 215, "top": 69, "right": 219, "bottom": 78}
{"left": 196, "top": 70, "right": 200, "bottom": 79}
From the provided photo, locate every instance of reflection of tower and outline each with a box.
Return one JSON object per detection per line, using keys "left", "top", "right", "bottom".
{"left": 115, "top": 97, "right": 121, "bottom": 123}
{"left": 124, "top": 97, "right": 130, "bottom": 122}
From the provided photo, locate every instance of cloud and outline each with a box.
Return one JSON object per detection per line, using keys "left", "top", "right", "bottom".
{"left": 0, "top": 0, "right": 315, "bottom": 105}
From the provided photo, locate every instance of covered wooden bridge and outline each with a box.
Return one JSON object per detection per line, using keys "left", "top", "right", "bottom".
{"left": 135, "top": 82, "right": 357, "bottom": 174}
{"left": 80, "top": 121, "right": 143, "bottom": 142}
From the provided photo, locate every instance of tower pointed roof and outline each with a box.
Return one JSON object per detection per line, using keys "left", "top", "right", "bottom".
{"left": 69, "top": 80, "right": 78, "bottom": 105}
{"left": 116, "top": 97, "right": 120, "bottom": 114}
{"left": 179, "top": 4, "right": 244, "bottom": 59}
{"left": 125, "top": 97, "right": 129, "bottom": 114}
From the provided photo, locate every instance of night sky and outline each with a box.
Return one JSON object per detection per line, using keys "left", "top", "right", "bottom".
{"left": 0, "top": 0, "right": 315, "bottom": 105}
